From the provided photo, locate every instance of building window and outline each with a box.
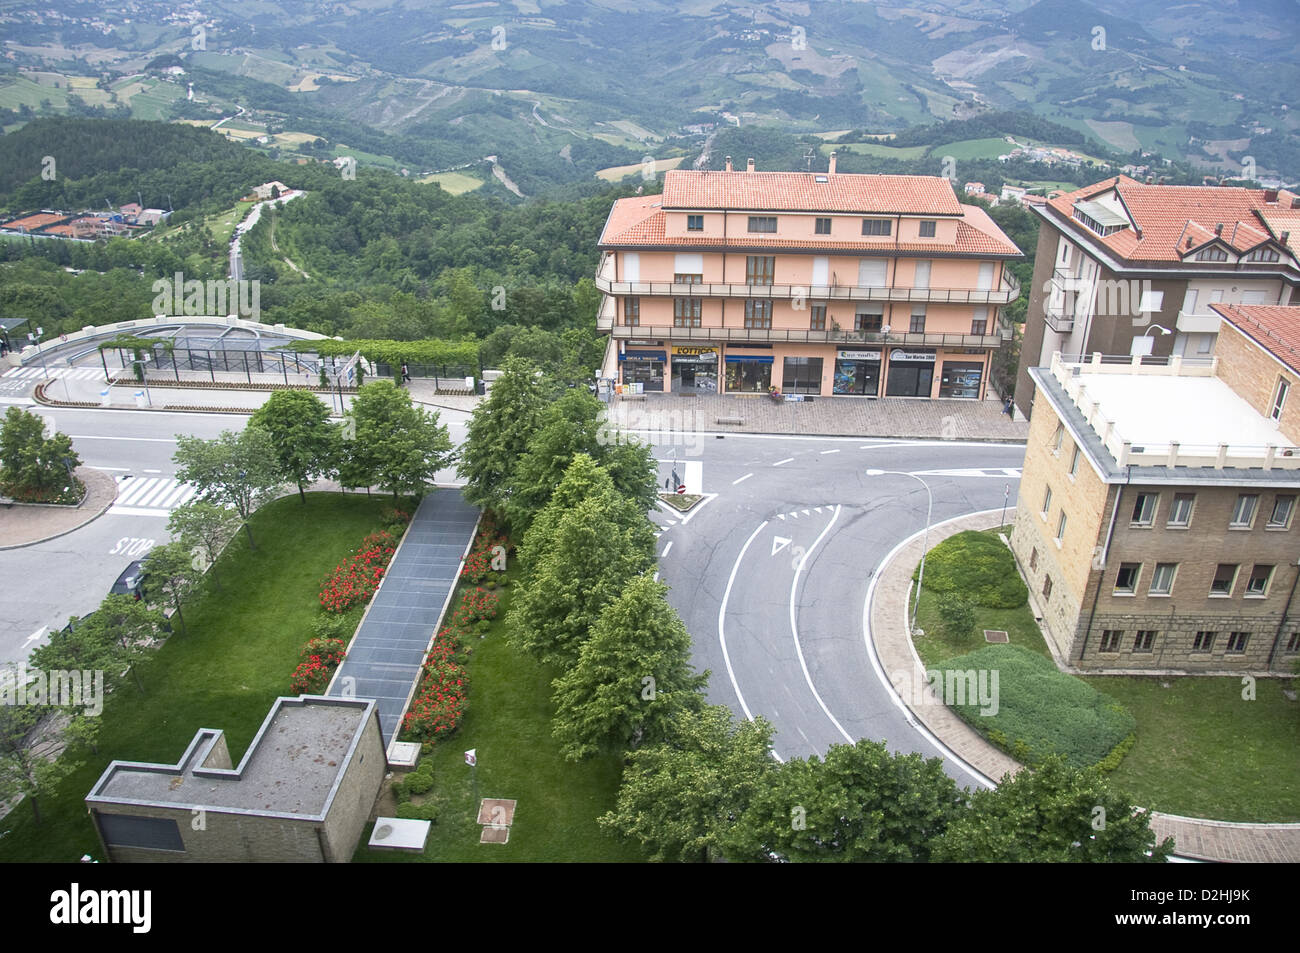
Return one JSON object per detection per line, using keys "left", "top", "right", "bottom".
{"left": 687, "top": 214, "right": 704, "bottom": 231}
{"left": 815, "top": 217, "right": 832, "bottom": 235}
{"left": 1268, "top": 495, "right": 1295, "bottom": 528}
{"left": 624, "top": 298, "right": 640, "bottom": 327}
{"left": 1285, "top": 632, "right": 1300, "bottom": 653}
{"left": 1167, "top": 493, "right": 1195, "bottom": 527}
{"left": 1245, "top": 564, "right": 1274, "bottom": 597}
{"left": 855, "top": 308, "right": 883, "bottom": 332}
{"left": 1029, "top": 547, "right": 1038, "bottom": 571}
{"left": 1245, "top": 247, "right": 1281, "bottom": 262}
{"left": 782, "top": 356, "right": 824, "bottom": 395}
{"left": 1194, "top": 246, "right": 1229, "bottom": 262}
{"left": 748, "top": 216, "right": 777, "bottom": 233}
{"left": 913, "top": 261, "right": 931, "bottom": 289}
{"left": 1052, "top": 423, "right": 1064, "bottom": 453}
{"left": 919, "top": 220, "right": 936, "bottom": 238}
{"left": 1226, "top": 631, "right": 1250, "bottom": 654}
{"left": 1069, "top": 446, "right": 1081, "bottom": 477}
{"left": 1149, "top": 562, "right": 1176, "bottom": 595}
{"left": 674, "top": 298, "right": 702, "bottom": 327}
{"left": 744, "top": 299, "right": 773, "bottom": 329}
{"left": 1055, "top": 510, "right": 1067, "bottom": 542}
{"left": 1114, "top": 563, "right": 1141, "bottom": 594}
{"left": 674, "top": 273, "right": 703, "bottom": 285}
{"left": 1193, "top": 631, "right": 1216, "bottom": 653}
{"left": 862, "top": 219, "right": 892, "bottom": 236}
{"left": 1210, "top": 563, "right": 1238, "bottom": 597}
{"left": 1130, "top": 492, "right": 1158, "bottom": 527}
{"left": 971, "top": 315, "right": 988, "bottom": 336}
{"left": 1041, "top": 486, "right": 1052, "bottom": 517}
{"left": 1133, "top": 630, "right": 1156, "bottom": 653}
{"left": 1230, "top": 494, "right": 1259, "bottom": 528}
{"left": 746, "top": 256, "right": 775, "bottom": 285}
{"left": 1272, "top": 378, "right": 1289, "bottom": 421}
{"left": 1100, "top": 630, "right": 1123, "bottom": 653}
{"left": 909, "top": 307, "right": 926, "bottom": 334}
{"left": 1042, "top": 575, "right": 1053, "bottom": 599}
{"left": 809, "top": 304, "right": 827, "bottom": 331}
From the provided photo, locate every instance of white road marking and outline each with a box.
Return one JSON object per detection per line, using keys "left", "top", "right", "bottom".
{"left": 771, "top": 535, "right": 791, "bottom": 556}
{"left": 732, "top": 472, "right": 753, "bottom": 485}
{"left": 788, "top": 504, "right": 854, "bottom": 746}
{"left": 23, "top": 627, "right": 46, "bottom": 646}
{"left": 92, "top": 466, "right": 131, "bottom": 472}
{"left": 773, "top": 457, "right": 794, "bottom": 466}
{"left": 776, "top": 513, "right": 786, "bottom": 520}
{"left": 718, "top": 520, "right": 768, "bottom": 723}
{"left": 143, "top": 468, "right": 162, "bottom": 473}
{"left": 660, "top": 541, "right": 673, "bottom": 557}
{"left": 820, "top": 449, "right": 840, "bottom": 454}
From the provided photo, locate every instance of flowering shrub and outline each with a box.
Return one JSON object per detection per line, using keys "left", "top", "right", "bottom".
{"left": 291, "top": 636, "right": 347, "bottom": 695}
{"left": 451, "top": 587, "right": 499, "bottom": 628}
{"left": 319, "top": 531, "right": 397, "bottom": 613}
{"left": 460, "top": 513, "right": 509, "bottom": 584}
{"left": 402, "top": 627, "right": 468, "bottom": 743}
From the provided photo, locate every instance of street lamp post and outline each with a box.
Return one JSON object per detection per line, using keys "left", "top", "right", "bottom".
{"left": 1130, "top": 324, "right": 1172, "bottom": 358}
{"left": 866, "top": 468, "right": 934, "bottom": 635}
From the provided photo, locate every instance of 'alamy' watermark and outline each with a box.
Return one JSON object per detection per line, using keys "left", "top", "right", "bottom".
{"left": 151, "top": 273, "right": 260, "bottom": 320}
{"left": 890, "top": 667, "right": 999, "bottom": 716}
{"left": 597, "top": 404, "right": 707, "bottom": 456}
{"left": 1044, "top": 276, "right": 1158, "bottom": 328}
{"left": 2, "top": 663, "right": 104, "bottom": 716}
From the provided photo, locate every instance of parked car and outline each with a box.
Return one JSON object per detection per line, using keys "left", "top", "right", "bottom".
{"left": 109, "top": 559, "right": 147, "bottom": 601}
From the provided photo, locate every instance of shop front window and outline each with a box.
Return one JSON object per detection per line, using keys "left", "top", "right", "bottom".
{"left": 781, "top": 357, "right": 823, "bottom": 394}
{"left": 725, "top": 359, "right": 772, "bottom": 393}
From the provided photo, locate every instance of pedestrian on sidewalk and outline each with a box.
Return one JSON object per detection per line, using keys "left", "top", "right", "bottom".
{"left": 1002, "top": 395, "right": 1013, "bottom": 416}
{"left": 401, "top": 362, "right": 411, "bottom": 385}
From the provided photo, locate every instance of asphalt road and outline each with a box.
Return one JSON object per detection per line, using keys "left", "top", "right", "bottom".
{"left": 0, "top": 398, "right": 469, "bottom": 667}
{"left": 644, "top": 431, "right": 1025, "bottom": 786}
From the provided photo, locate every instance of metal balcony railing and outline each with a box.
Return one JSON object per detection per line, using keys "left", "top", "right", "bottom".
{"left": 599, "top": 323, "right": 1007, "bottom": 349}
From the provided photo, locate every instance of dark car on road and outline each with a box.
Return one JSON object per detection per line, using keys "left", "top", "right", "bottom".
{"left": 109, "top": 560, "right": 147, "bottom": 601}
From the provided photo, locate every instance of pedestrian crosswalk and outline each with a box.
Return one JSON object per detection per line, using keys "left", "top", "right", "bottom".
{"left": 110, "top": 476, "right": 199, "bottom": 517}
{"left": 2, "top": 365, "right": 112, "bottom": 381}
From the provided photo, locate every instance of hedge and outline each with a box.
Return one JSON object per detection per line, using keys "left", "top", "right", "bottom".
{"left": 936, "top": 644, "right": 1135, "bottom": 769}
{"left": 914, "top": 529, "right": 1028, "bottom": 608}
{"left": 280, "top": 337, "right": 480, "bottom": 368}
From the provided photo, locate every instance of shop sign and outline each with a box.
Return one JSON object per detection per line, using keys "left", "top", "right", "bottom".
{"left": 837, "top": 349, "right": 882, "bottom": 361}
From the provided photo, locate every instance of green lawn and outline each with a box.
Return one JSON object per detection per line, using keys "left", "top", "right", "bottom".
{"left": 1080, "top": 675, "right": 1300, "bottom": 822}
{"left": 0, "top": 492, "right": 389, "bottom": 862}
{"left": 353, "top": 566, "right": 641, "bottom": 863}
{"left": 933, "top": 137, "right": 1013, "bottom": 161}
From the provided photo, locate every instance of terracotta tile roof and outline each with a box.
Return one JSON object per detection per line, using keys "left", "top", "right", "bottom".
{"left": 660, "top": 169, "right": 966, "bottom": 215}
{"left": 599, "top": 196, "right": 1021, "bottom": 257}
{"left": 1045, "top": 175, "right": 1300, "bottom": 263}
{"left": 1212, "top": 303, "right": 1300, "bottom": 375}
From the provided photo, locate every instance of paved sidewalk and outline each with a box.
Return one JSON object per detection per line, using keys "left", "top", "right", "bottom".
{"left": 0, "top": 466, "right": 117, "bottom": 549}
{"left": 868, "top": 508, "right": 1300, "bottom": 863}
{"left": 613, "top": 391, "right": 1028, "bottom": 440}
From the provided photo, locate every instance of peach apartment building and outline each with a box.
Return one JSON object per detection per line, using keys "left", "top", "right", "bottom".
{"left": 595, "top": 155, "right": 1023, "bottom": 399}
{"left": 1011, "top": 302, "right": 1300, "bottom": 674}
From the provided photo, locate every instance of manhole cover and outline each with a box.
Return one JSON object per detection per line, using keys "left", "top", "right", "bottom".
{"left": 480, "top": 826, "right": 510, "bottom": 844}
{"left": 983, "top": 629, "right": 1009, "bottom": 643}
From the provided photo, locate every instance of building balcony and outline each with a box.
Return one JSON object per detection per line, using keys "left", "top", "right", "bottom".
{"left": 1176, "top": 309, "right": 1223, "bottom": 334}
{"left": 594, "top": 269, "right": 1021, "bottom": 306}
{"left": 597, "top": 322, "right": 1007, "bottom": 349}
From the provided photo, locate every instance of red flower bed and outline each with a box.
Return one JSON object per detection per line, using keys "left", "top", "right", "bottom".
{"left": 460, "top": 512, "right": 510, "bottom": 584}
{"left": 319, "top": 531, "right": 397, "bottom": 613}
{"left": 402, "top": 627, "right": 469, "bottom": 743}
{"left": 290, "top": 638, "right": 347, "bottom": 695}
{"left": 450, "top": 587, "right": 499, "bottom": 628}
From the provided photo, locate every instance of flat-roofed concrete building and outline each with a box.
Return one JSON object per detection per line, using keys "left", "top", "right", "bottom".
{"left": 1012, "top": 306, "right": 1300, "bottom": 673}
{"left": 86, "top": 696, "right": 384, "bottom": 862}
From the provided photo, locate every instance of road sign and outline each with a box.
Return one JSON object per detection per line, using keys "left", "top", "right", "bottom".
{"left": 676, "top": 484, "right": 686, "bottom": 494}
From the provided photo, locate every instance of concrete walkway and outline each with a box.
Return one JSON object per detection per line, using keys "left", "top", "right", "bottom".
{"left": 868, "top": 508, "right": 1300, "bottom": 863}
{"left": 611, "top": 391, "right": 1028, "bottom": 441}
{"left": 0, "top": 466, "right": 117, "bottom": 549}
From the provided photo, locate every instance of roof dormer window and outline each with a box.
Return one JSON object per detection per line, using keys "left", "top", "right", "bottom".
{"left": 1071, "top": 199, "right": 1128, "bottom": 237}
{"left": 1194, "top": 246, "right": 1229, "bottom": 262}
{"left": 1244, "top": 247, "right": 1280, "bottom": 263}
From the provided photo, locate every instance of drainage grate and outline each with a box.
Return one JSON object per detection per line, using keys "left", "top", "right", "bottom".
{"left": 983, "top": 629, "right": 1009, "bottom": 643}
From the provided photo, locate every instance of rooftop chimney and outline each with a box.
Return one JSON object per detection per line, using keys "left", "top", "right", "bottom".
{"left": 1214, "top": 223, "right": 1223, "bottom": 236}
{"left": 1282, "top": 231, "right": 1291, "bottom": 245}
{"left": 746, "top": 157, "right": 755, "bottom": 173}
{"left": 725, "top": 155, "right": 733, "bottom": 172}
{"left": 828, "top": 151, "right": 837, "bottom": 175}
{"left": 1265, "top": 189, "right": 1279, "bottom": 203}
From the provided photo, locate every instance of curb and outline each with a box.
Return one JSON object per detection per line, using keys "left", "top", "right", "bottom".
{"left": 866, "top": 508, "right": 1300, "bottom": 863}
{"left": 0, "top": 467, "right": 118, "bottom": 550}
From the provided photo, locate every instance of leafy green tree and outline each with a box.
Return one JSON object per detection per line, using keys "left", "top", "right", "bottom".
{"left": 30, "top": 616, "right": 119, "bottom": 676}
{"left": 515, "top": 453, "right": 616, "bottom": 575}
{"left": 726, "top": 739, "right": 961, "bottom": 863}
{"left": 173, "top": 426, "right": 284, "bottom": 549}
{"left": 0, "top": 700, "right": 71, "bottom": 825}
{"left": 599, "top": 706, "right": 775, "bottom": 863}
{"left": 456, "top": 357, "right": 548, "bottom": 517}
{"left": 507, "top": 486, "right": 656, "bottom": 667}
{"left": 73, "top": 594, "right": 169, "bottom": 694}
{"left": 339, "top": 380, "right": 454, "bottom": 500}
{"left": 249, "top": 389, "right": 340, "bottom": 502}
{"left": 0, "top": 407, "right": 80, "bottom": 501}
{"left": 551, "top": 574, "right": 707, "bottom": 761}
{"left": 144, "top": 541, "right": 202, "bottom": 635}
{"left": 168, "top": 501, "right": 242, "bottom": 591}
{"left": 930, "top": 757, "right": 1175, "bottom": 862}
{"left": 504, "top": 389, "right": 657, "bottom": 534}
